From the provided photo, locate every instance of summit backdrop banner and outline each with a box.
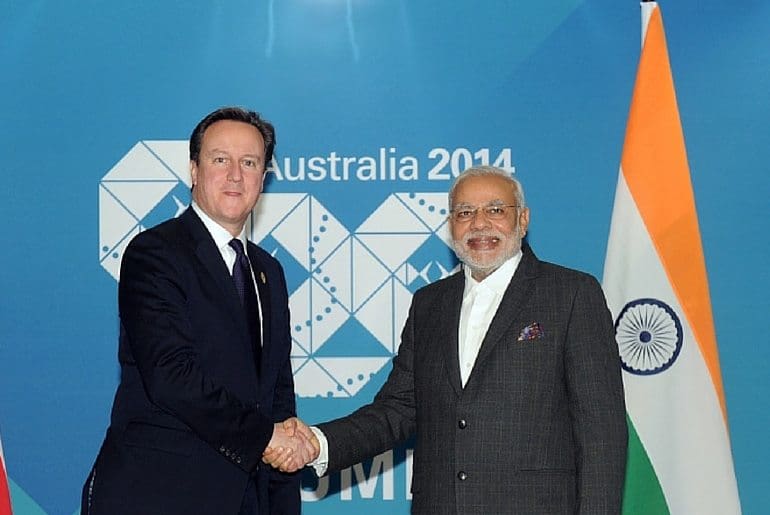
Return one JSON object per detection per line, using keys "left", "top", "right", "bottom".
{"left": 1, "top": 1, "right": 768, "bottom": 514}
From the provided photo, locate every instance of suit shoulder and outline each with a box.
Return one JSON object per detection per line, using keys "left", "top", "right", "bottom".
{"left": 538, "top": 259, "right": 596, "bottom": 283}
{"left": 124, "top": 216, "right": 190, "bottom": 257}
{"left": 412, "top": 270, "right": 463, "bottom": 300}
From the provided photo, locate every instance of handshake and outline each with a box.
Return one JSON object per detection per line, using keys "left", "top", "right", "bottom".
{"left": 263, "top": 418, "right": 320, "bottom": 473}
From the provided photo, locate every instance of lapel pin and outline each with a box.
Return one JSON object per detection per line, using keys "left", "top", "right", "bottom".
{"left": 260, "top": 272, "right": 266, "bottom": 284}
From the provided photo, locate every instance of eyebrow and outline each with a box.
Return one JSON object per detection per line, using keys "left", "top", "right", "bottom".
{"left": 205, "top": 149, "right": 262, "bottom": 159}
{"left": 453, "top": 199, "right": 507, "bottom": 207}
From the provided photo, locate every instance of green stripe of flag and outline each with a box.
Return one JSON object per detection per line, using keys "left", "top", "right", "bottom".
{"left": 622, "top": 415, "right": 670, "bottom": 515}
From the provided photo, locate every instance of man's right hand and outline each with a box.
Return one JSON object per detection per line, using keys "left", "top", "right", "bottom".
{"left": 263, "top": 418, "right": 320, "bottom": 472}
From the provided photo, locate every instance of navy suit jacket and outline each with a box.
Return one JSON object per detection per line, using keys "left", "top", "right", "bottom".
{"left": 83, "top": 208, "right": 299, "bottom": 515}
{"left": 318, "top": 245, "right": 627, "bottom": 514}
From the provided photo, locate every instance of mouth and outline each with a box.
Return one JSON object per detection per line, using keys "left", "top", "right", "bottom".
{"left": 465, "top": 236, "right": 501, "bottom": 250}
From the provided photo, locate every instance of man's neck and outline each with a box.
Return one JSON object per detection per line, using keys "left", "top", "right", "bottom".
{"left": 191, "top": 202, "right": 246, "bottom": 241}
{"left": 471, "top": 268, "right": 496, "bottom": 282}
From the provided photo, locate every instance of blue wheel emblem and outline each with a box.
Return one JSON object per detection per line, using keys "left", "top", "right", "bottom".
{"left": 615, "top": 298, "right": 683, "bottom": 375}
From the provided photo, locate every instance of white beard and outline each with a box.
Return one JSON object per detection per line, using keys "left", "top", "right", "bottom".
{"left": 451, "top": 227, "right": 523, "bottom": 280}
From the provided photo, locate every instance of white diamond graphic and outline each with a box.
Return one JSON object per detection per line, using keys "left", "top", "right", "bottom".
{"left": 436, "top": 222, "right": 453, "bottom": 247}
{"left": 291, "top": 339, "right": 309, "bottom": 358}
{"left": 395, "top": 192, "right": 450, "bottom": 231}
{"left": 309, "top": 197, "right": 349, "bottom": 266}
{"left": 289, "top": 279, "right": 312, "bottom": 350}
{"left": 316, "top": 236, "right": 353, "bottom": 311}
{"left": 99, "top": 185, "right": 140, "bottom": 259}
{"left": 290, "top": 357, "right": 310, "bottom": 379}
{"left": 394, "top": 262, "right": 420, "bottom": 287}
{"left": 309, "top": 279, "right": 349, "bottom": 353}
{"left": 357, "top": 195, "right": 430, "bottom": 233}
{"left": 103, "top": 143, "right": 178, "bottom": 181}
{"left": 144, "top": 140, "right": 192, "bottom": 185}
{"left": 352, "top": 238, "right": 391, "bottom": 311}
{"left": 356, "top": 233, "right": 430, "bottom": 273}
{"left": 293, "top": 360, "right": 345, "bottom": 398}
{"left": 272, "top": 196, "right": 311, "bottom": 270}
{"left": 357, "top": 278, "right": 414, "bottom": 354}
{"left": 356, "top": 281, "right": 395, "bottom": 352}
{"left": 251, "top": 193, "right": 308, "bottom": 245}
{"left": 101, "top": 181, "right": 177, "bottom": 220}
{"left": 316, "top": 357, "right": 391, "bottom": 397}
{"left": 101, "top": 225, "right": 142, "bottom": 281}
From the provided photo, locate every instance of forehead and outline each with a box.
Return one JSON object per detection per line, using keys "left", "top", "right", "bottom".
{"left": 201, "top": 120, "right": 264, "bottom": 154}
{"left": 453, "top": 175, "right": 517, "bottom": 205}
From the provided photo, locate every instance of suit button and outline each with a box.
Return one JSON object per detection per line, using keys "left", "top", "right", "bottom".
{"left": 458, "top": 419, "right": 467, "bottom": 429}
{"left": 457, "top": 471, "right": 467, "bottom": 481}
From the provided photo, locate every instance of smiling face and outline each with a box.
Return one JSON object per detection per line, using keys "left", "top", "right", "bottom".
{"left": 190, "top": 120, "right": 266, "bottom": 236}
{"left": 449, "top": 174, "right": 530, "bottom": 281}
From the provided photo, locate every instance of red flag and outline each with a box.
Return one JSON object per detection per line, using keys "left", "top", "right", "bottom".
{"left": 0, "top": 435, "right": 12, "bottom": 515}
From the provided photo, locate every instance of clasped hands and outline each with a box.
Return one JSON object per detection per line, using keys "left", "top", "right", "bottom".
{"left": 263, "top": 417, "right": 319, "bottom": 473}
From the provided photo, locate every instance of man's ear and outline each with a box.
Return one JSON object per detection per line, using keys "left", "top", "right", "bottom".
{"left": 518, "top": 207, "right": 531, "bottom": 237}
{"left": 190, "top": 160, "right": 198, "bottom": 188}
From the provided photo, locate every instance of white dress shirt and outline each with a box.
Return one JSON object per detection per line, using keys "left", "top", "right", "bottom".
{"left": 457, "top": 251, "right": 522, "bottom": 386}
{"left": 190, "top": 202, "right": 263, "bottom": 343}
{"left": 309, "top": 251, "right": 523, "bottom": 475}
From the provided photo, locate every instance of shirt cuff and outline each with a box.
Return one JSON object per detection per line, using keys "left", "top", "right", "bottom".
{"left": 309, "top": 426, "right": 329, "bottom": 476}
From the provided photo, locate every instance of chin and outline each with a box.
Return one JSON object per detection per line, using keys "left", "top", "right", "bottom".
{"left": 469, "top": 253, "right": 502, "bottom": 267}
{"left": 452, "top": 238, "right": 522, "bottom": 276}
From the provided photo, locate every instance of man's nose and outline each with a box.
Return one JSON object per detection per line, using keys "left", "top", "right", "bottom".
{"left": 227, "top": 163, "right": 243, "bottom": 181}
{"left": 469, "top": 209, "right": 491, "bottom": 229}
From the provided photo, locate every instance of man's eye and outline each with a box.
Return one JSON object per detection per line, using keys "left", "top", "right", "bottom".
{"left": 457, "top": 210, "right": 473, "bottom": 218}
{"left": 242, "top": 159, "right": 256, "bottom": 168}
{"left": 486, "top": 206, "right": 504, "bottom": 215}
{"left": 213, "top": 156, "right": 228, "bottom": 164}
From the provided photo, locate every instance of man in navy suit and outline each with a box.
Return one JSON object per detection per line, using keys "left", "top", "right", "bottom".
{"left": 82, "top": 107, "right": 311, "bottom": 515}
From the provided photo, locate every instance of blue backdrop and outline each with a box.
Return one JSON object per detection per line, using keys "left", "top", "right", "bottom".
{"left": 1, "top": 1, "right": 768, "bottom": 513}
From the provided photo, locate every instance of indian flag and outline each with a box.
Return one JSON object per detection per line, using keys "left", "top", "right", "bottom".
{"left": 602, "top": 2, "right": 741, "bottom": 514}
{"left": 0, "top": 433, "right": 12, "bottom": 515}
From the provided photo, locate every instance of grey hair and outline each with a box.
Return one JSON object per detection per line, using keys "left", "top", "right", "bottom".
{"left": 448, "top": 166, "right": 526, "bottom": 209}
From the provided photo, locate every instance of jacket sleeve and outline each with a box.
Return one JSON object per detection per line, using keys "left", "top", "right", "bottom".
{"left": 266, "top": 263, "right": 301, "bottom": 510}
{"left": 564, "top": 274, "right": 628, "bottom": 514}
{"left": 316, "top": 295, "right": 419, "bottom": 472}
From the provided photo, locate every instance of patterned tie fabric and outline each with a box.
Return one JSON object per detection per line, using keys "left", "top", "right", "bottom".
{"left": 228, "top": 238, "right": 262, "bottom": 373}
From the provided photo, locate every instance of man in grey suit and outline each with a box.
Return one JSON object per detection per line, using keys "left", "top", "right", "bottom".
{"left": 266, "top": 166, "right": 627, "bottom": 514}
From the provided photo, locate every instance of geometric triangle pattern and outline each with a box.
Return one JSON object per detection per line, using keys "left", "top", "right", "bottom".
{"left": 99, "top": 141, "right": 456, "bottom": 397}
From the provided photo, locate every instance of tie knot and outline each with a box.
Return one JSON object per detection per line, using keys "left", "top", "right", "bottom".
{"left": 229, "top": 238, "right": 246, "bottom": 257}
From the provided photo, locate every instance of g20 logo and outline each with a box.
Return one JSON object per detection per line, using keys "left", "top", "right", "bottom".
{"left": 98, "top": 141, "right": 458, "bottom": 397}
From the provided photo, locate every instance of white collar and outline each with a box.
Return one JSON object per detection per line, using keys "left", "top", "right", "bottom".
{"left": 463, "top": 250, "right": 523, "bottom": 295}
{"left": 191, "top": 202, "right": 247, "bottom": 251}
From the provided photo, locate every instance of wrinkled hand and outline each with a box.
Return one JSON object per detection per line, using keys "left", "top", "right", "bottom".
{"left": 263, "top": 418, "right": 320, "bottom": 473}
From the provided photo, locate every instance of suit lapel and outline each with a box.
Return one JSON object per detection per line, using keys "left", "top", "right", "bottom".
{"left": 470, "top": 246, "right": 539, "bottom": 379}
{"left": 248, "top": 244, "right": 271, "bottom": 378}
{"left": 180, "top": 209, "right": 247, "bottom": 333}
{"left": 439, "top": 273, "right": 465, "bottom": 396}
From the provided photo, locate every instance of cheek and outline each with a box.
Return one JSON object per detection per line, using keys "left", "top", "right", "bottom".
{"left": 495, "top": 221, "right": 517, "bottom": 237}
{"left": 246, "top": 175, "right": 263, "bottom": 195}
{"left": 198, "top": 169, "right": 222, "bottom": 190}
{"left": 449, "top": 223, "right": 464, "bottom": 242}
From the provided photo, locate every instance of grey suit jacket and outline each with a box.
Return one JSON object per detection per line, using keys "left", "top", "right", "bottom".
{"left": 318, "top": 244, "right": 627, "bottom": 515}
